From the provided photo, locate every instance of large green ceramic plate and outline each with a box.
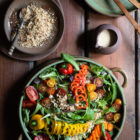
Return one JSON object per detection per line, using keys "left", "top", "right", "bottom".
{"left": 85, "top": 0, "right": 139, "bottom": 16}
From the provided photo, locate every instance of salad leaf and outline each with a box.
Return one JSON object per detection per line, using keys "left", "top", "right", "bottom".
{"left": 39, "top": 66, "right": 65, "bottom": 81}
{"left": 95, "top": 118, "right": 105, "bottom": 124}
{"left": 109, "top": 131, "right": 114, "bottom": 137}
{"left": 111, "top": 83, "right": 117, "bottom": 104}
{"left": 22, "top": 109, "right": 30, "bottom": 125}
{"left": 39, "top": 71, "right": 57, "bottom": 80}
{"left": 31, "top": 103, "right": 42, "bottom": 116}
{"left": 61, "top": 53, "right": 80, "bottom": 71}
{"left": 90, "top": 101, "right": 98, "bottom": 109}
{"left": 90, "top": 64, "right": 103, "bottom": 76}
{"left": 82, "top": 108, "right": 95, "bottom": 120}
{"left": 103, "top": 107, "right": 116, "bottom": 114}
{"left": 101, "top": 123, "right": 106, "bottom": 137}
{"left": 108, "top": 75, "right": 117, "bottom": 104}
{"left": 97, "top": 99, "right": 107, "bottom": 110}
{"left": 66, "top": 108, "right": 95, "bottom": 121}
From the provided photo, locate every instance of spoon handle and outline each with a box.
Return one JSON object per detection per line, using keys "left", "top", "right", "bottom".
{"left": 128, "top": 0, "right": 140, "bottom": 9}
{"left": 114, "top": 0, "right": 140, "bottom": 34}
{"left": 8, "top": 45, "right": 15, "bottom": 56}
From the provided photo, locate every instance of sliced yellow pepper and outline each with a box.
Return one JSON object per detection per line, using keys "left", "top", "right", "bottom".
{"left": 56, "top": 121, "right": 62, "bottom": 135}
{"left": 29, "top": 114, "right": 45, "bottom": 130}
{"left": 61, "top": 122, "right": 69, "bottom": 135}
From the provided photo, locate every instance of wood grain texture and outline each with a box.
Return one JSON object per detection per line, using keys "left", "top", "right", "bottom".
{"left": 0, "top": 0, "right": 31, "bottom": 139}
{"left": 87, "top": 11, "right": 136, "bottom": 140}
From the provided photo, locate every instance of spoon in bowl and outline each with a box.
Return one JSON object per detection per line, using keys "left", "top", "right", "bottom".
{"left": 8, "top": 9, "right": 25, "bottom": 56}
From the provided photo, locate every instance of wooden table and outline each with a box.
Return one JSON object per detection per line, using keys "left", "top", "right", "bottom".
{"left": 0, "top": 0, "right": 139, "bottom": 140}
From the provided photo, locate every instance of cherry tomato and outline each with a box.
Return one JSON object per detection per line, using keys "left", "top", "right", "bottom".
{"left": 112, "top": 103, "right": 121, "bottom": 112}
{"left": 44, "top": 78, "right": 56, "bottom": 88}
{"left": 89, "top": 91, "right": 98, "bottom": 101}
{"left": 56, "top": 88, "right": 66, "bottom": 96}
{"left": 58, "top": 63, "right": 74, "bottom": 75}
{"left": 41, "top": 98, "right": 51, "bottom": 108}
{"left": 22, "top": 100, "right": 36, "bottom": 108}
{"left": 26, "top": 86, "right": 39, "bottom": 102}
{"left": 93, "top": 78, "right": 103, "bottom": 88}
{"left": 96, "top": 89, "right": 105, "bottom": 97}
{"left": 38, "top": 83, "right": 48, "bottom": 93}
{"left": 34, "top": 135, "right": 49, "bottom": 140}
{"left": 46, "top": 87, "right": 56, "bottom": 95}
{"left": 114, "top": 113, "right": 121, "bottom": 122}
{"left": 101, "top": 131, "right": 112, "bottom": 140}
{"left": 114, "top": 99, "right": 122, "bottom": 105}
{"left": 105, "top": 112, "right": 114, "bottom": 121}
{"left": 86, "top": 84, "right": 96, "bottom": 92}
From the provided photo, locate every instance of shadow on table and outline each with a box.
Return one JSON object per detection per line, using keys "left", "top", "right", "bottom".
{"left": 77, "top": 27, "right": 105, "bottom": 57}
{"left": 0, "top": 0, "right": 11, "bottom": 50}
{"left": 3, "top": 74, "right": 26, "bottom": 140}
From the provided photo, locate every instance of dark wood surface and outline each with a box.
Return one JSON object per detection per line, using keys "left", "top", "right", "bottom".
{"left": 0, "top": 0, "right": 139, "bottom": 140}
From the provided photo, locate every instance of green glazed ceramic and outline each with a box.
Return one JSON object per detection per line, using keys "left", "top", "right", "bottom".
{"left": 19, "top": 57, "right": 126, "bottom": 140}
{"left": 85, "top": 0, "right": 139, "bottom": 16}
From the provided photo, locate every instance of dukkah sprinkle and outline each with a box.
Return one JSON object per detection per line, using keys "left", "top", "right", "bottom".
{"left": 18, "top": 4, "right": 57, "bottom": 48}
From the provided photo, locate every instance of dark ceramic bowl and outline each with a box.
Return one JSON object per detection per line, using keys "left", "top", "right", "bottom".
{"left": 19, "top": 56, "right": 127, "bottom": 140}
{"left": 94, "top": 24, "right": 122, "bottom": 54}
{"left": 4, "top": 0, "right": 64, "bottom": 55}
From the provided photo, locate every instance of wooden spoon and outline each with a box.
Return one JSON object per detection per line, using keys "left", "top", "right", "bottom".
{"left": 128, "top": 0, "right": 140, "bottom": 9}
{"left": 114, "top": 0, "right": 140, "bottom": 34}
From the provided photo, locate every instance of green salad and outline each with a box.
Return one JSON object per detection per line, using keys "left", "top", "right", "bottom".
{"left": 21, "top": 54, "right": 123, "bottom": 140}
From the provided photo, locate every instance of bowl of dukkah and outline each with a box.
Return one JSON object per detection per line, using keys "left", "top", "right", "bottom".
{"left": 19, "top": 53, "right": 127, "bottom": 140}
{"left": 4, "top": 0, "right": 64, "bottom": 55}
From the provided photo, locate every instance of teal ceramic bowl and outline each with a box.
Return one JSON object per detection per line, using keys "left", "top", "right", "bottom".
{"left": 19, "top": 57, "right": 127, "bottom": 140}
{"left": 85, "top": 0, "right": 140, "bottom": 16}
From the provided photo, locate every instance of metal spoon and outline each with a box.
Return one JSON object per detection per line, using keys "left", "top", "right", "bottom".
{"left": 8, "top": 9, "right": 25, "bottom": 56}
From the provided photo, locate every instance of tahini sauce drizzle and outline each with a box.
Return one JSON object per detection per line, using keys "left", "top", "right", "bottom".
{"left": 97, "top": 30, "right": 116, "bottom": 48}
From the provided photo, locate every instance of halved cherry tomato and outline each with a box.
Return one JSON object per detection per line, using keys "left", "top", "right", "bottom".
{"left": 46, "top": 87, "right": 56, "bottom": 95}
{"left": 114, "top": 99, "right": 122, "bottom": 105}
{"left": 44, "top": 78, "right": 56, "bottom": 88}
{"left": 26, "top": 86, "right": 39, "bottom": 102}
{"left": 96, "top": 89, "right": 105, "bottom": 97}
{"left": 89, "top": 91, "right": 98, "bottom": 101}
{"left": 41, "top": 98, "right": 51, "bottom": 108}
{"left": 22, "top": 100, "right": 36, "bottom": 108}
{"left": 105, "top": 112, "right": 114, "bottom": 121}
{"left": 93, "top": 78, "right": 103, "bottom": 88}
{"left": 86, "top": 84, "right": 96, "bottom": 92}
{"left": 56, "top": 88, "right": 66, "bottom": 96}
{"left": 38, "top": 83, "right": 48, "bottom": 93}
{"left": 101, "top": 131, "right": 111, "bottom": 140}
{"left": 112, "top": 103, "right": 121, "bottom": 112}
{"left": 58, "top": 63, "right": 74, "bottom": 75}
{"left": 114, "top": 113, "right": 121, "bottom": 122}
{"left": 34, "top": 135, "right": 49, "bottom": 140}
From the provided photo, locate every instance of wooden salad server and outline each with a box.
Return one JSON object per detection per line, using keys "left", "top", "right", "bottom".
{"left": 114, "top": 0, "right": 140, "bottom": 34}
